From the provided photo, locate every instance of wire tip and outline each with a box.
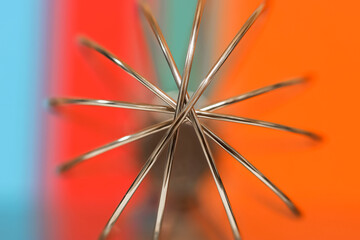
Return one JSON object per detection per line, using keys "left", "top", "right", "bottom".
{"left": 138, "top": 0, "right": 148, "bottom": 10}
{"left": 304, "top": 131, "right": 322, "bottom": 141}
{"left": 47, "top": 98, "right": 59, "bottom": 107}
{"left": 57, "top": 164, "right": 68, "bottom": 174}
{"left": 292, "top": 207, "right": 302, "bottom": 217}
{"left": 311, "top": 133, "right": 322, "bottom": 141}
{"left": 76, "top": 35, "right": 90, "bottom": 46}
{"left": 46, "top": 98, "right": 63, "bottom": 113}
{"left": 259, "top": 1, "right": 267, "bottom": 11}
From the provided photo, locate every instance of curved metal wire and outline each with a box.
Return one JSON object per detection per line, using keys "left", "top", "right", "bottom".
{"left": 50, "top": 1, "right": 321, "bottom": 239}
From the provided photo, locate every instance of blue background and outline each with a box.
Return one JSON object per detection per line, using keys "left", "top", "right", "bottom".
{"left": 0, "top": 0, "right": 44, "bottom": 239}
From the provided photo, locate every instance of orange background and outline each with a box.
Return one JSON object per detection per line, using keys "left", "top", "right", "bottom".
{"left": 200, "top": 0, "right": 360, "bottom": 239}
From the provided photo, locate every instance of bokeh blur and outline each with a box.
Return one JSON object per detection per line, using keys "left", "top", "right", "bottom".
{"left": 1, "top": 0, "right": 360, "bottom": 239}
{"left": 0, "top": 0, "right": 44, "bottom": 239}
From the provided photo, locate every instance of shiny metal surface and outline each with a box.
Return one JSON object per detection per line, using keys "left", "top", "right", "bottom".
{"left": 198, "top": 111, "right": 320, "bottom": 140}
{"left": 201, "top": 78, "right": 304, "bottom": 112}
{"left": 140, "top": 1, "right": 204, "bottom": 239}
{"left": 50, "top": 97, "right": 318, "bottom": 139}
{"left": 140, "top": 1, "right": 241, "bottom": 239}
{"left": 78, "top": 37, "right": 177, "bottom": 108}
{"left": 50, "top": 1, "right": 321, "bottom": 239}
{"left": 201, "top": 124, "right": 301, "bottom": 216}
{"left": 57, "top": 119, "right": 172, "bottom": 173}
{"left": 100, "top": 3, "right": 265, "bottom": 239}
{"left": 49, "top": 97, "right": 173, "bottom": 113}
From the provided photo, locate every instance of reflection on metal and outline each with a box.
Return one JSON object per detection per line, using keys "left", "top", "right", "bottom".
{"left": 51, "top": 1, "right": 319, "bottom": 239}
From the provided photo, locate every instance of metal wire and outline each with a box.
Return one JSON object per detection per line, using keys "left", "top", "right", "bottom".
{"left": 50, "top": 1, "right": 321, "bottom": 239}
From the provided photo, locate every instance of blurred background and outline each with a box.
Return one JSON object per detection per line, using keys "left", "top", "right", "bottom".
{"left": 0, "top": 0, "right": 44, "bottom": 239}
{"left": 1, "top": 0, "right": 360, "bottom": 239}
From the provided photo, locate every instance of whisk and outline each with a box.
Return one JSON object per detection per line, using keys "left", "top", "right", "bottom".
{"left": 49, "top": 0, "right": 319, "bottom": 239}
